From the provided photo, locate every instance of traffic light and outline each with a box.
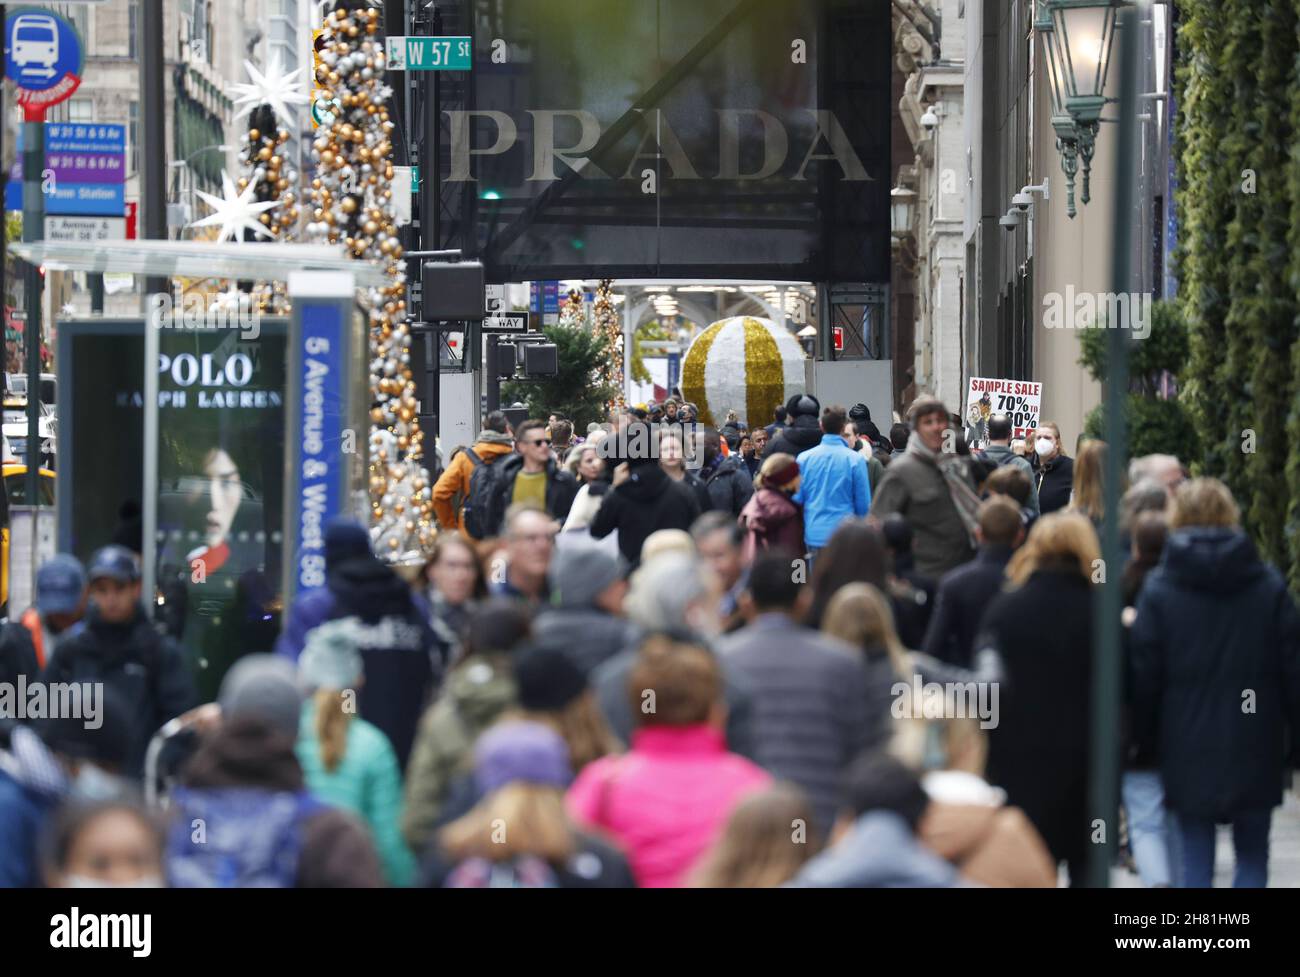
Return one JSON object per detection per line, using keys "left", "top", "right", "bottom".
{"left": 420, "top": 260, "right": 485, "bottom": 321}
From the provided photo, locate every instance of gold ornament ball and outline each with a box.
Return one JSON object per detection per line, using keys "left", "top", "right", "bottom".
{"left": 342, "top": 198, "right": 359, "bottom": 214}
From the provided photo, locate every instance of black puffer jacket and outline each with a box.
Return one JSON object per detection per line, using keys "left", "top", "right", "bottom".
{"left": 589, "top": 462, "right": 701, "bottom": 566}
{"left": 1129, "top": 528, "right": 1300, "bottom": 819}
{"left": 42, "top": 605, "right": 196, "bottom": 778}
{"left": 327, "top": 555, "right": 446, "bottom": 770}
{"left": 703, "top": 454, "right": 755, "bottom": 516}
{"left": 1035, "top": 454, "right": 1074, "bottom": 515}
{"left": 486, "top": 454, "right": 579, "bottom": 534}
{"left": 764, "top": 416, "right": 822, "bottom": 460}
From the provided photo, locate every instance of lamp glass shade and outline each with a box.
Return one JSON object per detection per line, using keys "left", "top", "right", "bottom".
{"left": 1052, "top": 1, "right": 1118, "bottom": 103}
{"left": 890, "top": 186, "right": 916, "bottom": 237}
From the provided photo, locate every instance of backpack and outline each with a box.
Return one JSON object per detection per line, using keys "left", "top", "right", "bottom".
{"left": 443, "top": 855, "right": 559, "bottom": 888}
{"left": 460, "top": 448, "right": 504, "bottom": 539}
{"left": 165, "top": 787, "right": 325, "bottom": 888}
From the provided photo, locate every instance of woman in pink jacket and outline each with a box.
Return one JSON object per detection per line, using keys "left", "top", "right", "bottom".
{"left": 566, "top": 637, "right": 771, "bottom": 887}
{"left": 737, "top": 453, "right": 804, "bottom": 563}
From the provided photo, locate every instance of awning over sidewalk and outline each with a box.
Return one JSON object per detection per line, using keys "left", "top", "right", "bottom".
{"left": 7, "top": 240, "right": 388, "bottom": 288}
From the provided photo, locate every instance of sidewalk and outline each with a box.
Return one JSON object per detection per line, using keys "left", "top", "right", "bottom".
{"left": 1110, "top": 780, "right": 1300, "bottom": 888}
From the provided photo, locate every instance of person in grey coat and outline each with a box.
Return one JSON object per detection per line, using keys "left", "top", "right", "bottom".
{"left": 870, "top": 396, "right": 979, "bottom": 578}
{"left": 715, "top": 550, "right": 875, "bottom": 835}
{"left": 532, "top": 535, "right": 635, "bottom": 677}
{"left": 591, "top": 551, "right": 756, "bottom": 760}
{"left": 978, "top": 413, "right": 1040, "bottom": 517}
{"left": 787, "top": 753, "right": 963, "bottom": 888}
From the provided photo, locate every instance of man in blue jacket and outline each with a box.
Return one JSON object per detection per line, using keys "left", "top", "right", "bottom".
{"left": 794, "top": 405, "right": 870, "bottom": 558}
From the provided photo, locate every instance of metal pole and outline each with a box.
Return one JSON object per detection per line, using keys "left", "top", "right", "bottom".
{"left": 22, "top": 119, "right": 44, "bottom": 515}
{"left": 141, "top": 0, "right": 167, "bottom": 297}
{"left": 485, "top": 334, "right": 500, "bottom": 412}
{"left": 1088, "top": 3, "right": 1138, "bottom": 889}
{"left": 424, "top": 6, "right": 442, "bottom": 255}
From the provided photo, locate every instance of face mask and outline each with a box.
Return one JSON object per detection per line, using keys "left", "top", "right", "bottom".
{"left": 1035, "top": 437, "right": 1056, "bottom": 458}
{"left": 70, "top": 763, "right": 128, "bottom": 802}
{"left": 66, "top": 874, "right": 164, "bottom": 889}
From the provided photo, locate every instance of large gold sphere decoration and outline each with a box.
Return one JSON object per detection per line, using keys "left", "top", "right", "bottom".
{"left": 680, "top": 316, "right": 807, "bottom": 428}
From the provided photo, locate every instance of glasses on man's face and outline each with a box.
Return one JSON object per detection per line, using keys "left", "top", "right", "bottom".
{"left": 525, "top": 439, "right": 552, "bottom": 447}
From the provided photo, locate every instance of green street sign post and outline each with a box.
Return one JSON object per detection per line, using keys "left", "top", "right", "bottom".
{"left": 385, "top": 36, "right": 472, "bottom": 71}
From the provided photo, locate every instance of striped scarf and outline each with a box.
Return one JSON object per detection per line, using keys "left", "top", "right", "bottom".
{"left": 907, "top": 431, "right": 982, "bottom": 548}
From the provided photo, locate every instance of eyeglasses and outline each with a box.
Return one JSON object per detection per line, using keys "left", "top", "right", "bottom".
{"left": 524, "top": 439, "right": 552, "bottom": 447}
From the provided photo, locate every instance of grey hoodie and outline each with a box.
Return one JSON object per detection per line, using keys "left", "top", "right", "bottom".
{"left": 981, "top": 444, "right": 1040, "bottom": 517}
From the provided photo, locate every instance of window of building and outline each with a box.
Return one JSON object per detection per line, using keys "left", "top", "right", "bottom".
{"left": 68, "top": 98, "right": 94, "bottom": 124}
{"left": 128, "top": 101, "right": 139, "bottom": 175}
{"left": 129, "top": 1, "right": 139, "bottom": 60}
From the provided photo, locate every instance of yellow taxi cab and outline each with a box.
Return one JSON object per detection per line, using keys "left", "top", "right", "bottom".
{"left": 0, "top": 462, "right": 56, "bottom": 614}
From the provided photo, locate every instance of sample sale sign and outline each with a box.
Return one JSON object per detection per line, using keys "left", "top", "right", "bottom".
{"left": 964, "top": 377, "right": 1042, "bottom": 447}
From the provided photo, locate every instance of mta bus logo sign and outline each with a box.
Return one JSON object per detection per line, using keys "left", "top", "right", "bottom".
{"left": 4, "top": 8, "right": 83, "bottom": 120}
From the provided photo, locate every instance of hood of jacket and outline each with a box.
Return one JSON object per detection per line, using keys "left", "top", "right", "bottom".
{"left": 704, "top": 453, "right": 747, "bottom": 484}
{"left": 777, "top": 417, "right": 823, "bottom": 452}
{"left": 789, "top": 811, "right": 960, "bottom": 888}
{"left": 475, "top": 430, "right": 515, "bottom": 448}
{"left": 982, "top": 444, "right": 1016, "bottom": 463}
{"left": 328, "top": 554, "right": 416, "bottom": 622}
{"left": 446, "top": 653, "right": 517, "bottom": 727}
{"left": 183, "top": 716, "right": 303, "bottom": 792}
{"left": 616, "top": 462, "right": 674, "bottom": 503}
{"left": 1160, "top": 527, "right": 1265, "bottom": 594}
{"left": 741, "top": 488, "right": 797, "bottom": 533}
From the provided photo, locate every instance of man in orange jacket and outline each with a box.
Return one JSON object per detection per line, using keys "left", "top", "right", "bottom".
{"left": 0, "top": 553, "right": 86, "bottom": 679}
{"left": 432, "top": 411, "right": 516, "bottom": 537}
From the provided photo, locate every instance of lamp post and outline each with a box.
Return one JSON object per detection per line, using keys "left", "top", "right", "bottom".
{"left": 1037, "top": 0, "right": 1124, "bottom": 218}
{"left": 890, "top": 184, "right": 917, "bottom": 240}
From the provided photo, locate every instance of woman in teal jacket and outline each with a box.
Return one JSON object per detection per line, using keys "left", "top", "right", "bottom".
{"left": 296, "top": 620, "right": 416, "bottom": 886}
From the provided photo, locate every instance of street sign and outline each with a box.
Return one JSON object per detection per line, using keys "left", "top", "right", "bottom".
{"left": 44, "top": 216, "right": 125, "bottom": 243}
{"left": 485, "top": 284, "right": 505, "bottom": 315}
{"left": 6, "top": 123, "right": 126, "bottom": 214}
{"left": 482, "top": 313, "right": 528, "bottom": 334}
{"left": 4, "top": 8, "right": 84, "bottom": 120}
{"left": 385, "top": 36, "right": 472, "bottom": 71}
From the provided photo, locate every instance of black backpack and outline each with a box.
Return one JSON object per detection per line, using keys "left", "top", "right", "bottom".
{"left": 461, "top": 449, "right": 504, "bottom": 538}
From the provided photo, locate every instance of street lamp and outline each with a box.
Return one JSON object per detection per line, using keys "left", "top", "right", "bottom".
{"left": 890, "top": 185, "right": 917, "bottom": 239}
{"left": 1037, "top": 0, "right": 1124, "bottom": 218}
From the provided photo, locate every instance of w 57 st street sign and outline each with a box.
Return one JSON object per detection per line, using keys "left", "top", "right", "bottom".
{"left": 385, "top": 36, "right": 471, "bottom": 71}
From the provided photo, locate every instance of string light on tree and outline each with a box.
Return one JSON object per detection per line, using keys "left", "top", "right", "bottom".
{"left": 592, "top": 279, "right": 625, "bottom": 413}
{"left": 307, "top": 0, "right": 435, "bottom": 561}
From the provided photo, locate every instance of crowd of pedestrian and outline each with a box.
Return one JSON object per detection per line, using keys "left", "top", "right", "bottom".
{"left": 1, "top": 392, "right": 1297, "bottom": 889}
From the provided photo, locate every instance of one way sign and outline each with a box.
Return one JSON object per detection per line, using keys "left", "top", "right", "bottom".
{"left": 482, "top": 313, "right": 528, "bottom": 334}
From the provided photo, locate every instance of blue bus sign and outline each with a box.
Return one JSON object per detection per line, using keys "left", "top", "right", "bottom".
{"left": 4, "top": 8, "right": 84, "bottom": 119}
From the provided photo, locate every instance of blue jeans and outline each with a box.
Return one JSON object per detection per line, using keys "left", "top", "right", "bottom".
{"left": 1173, "top": 810, "right": 1271, "bottom": 888}
{"left": 1122, "top": 771, "right": 1174, "bottom": 887}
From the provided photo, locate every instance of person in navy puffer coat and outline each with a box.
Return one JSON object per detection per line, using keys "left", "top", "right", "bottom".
{"left": 1129, "top": 478, "right": 1300, "bottom": 888}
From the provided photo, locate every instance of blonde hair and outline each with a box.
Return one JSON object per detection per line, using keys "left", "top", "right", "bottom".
{"left": 688, "top": 783, "right": 817, "bottom": 887}
{"left": 313, "top": 689, "right": 353, "bottom": 774}
{"left": 754, "top": 452, "right": 799, "bottom": 494}
{"left": 439, "top": 783, "right": 575, "bottom": 863}
{"left": 513, "top": 691, "right": 622, "bottom": 772}
{"left": 1169, "top": 477, "right": 1239, "bottom": 530}
{"left": 1005, "top": 512, "right": 1101, "bottom": 587}
{"left": 1070, "top": 440, "right": 1111, "bottom": 522}
{"left": 821, "top": 583, "right": 911, "bottom": 677}
{"left": 641, "top": 529, "right": 695, "bottom": 562}
{"left": 890, "top": 710, "right": 988, "bottom": 777}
